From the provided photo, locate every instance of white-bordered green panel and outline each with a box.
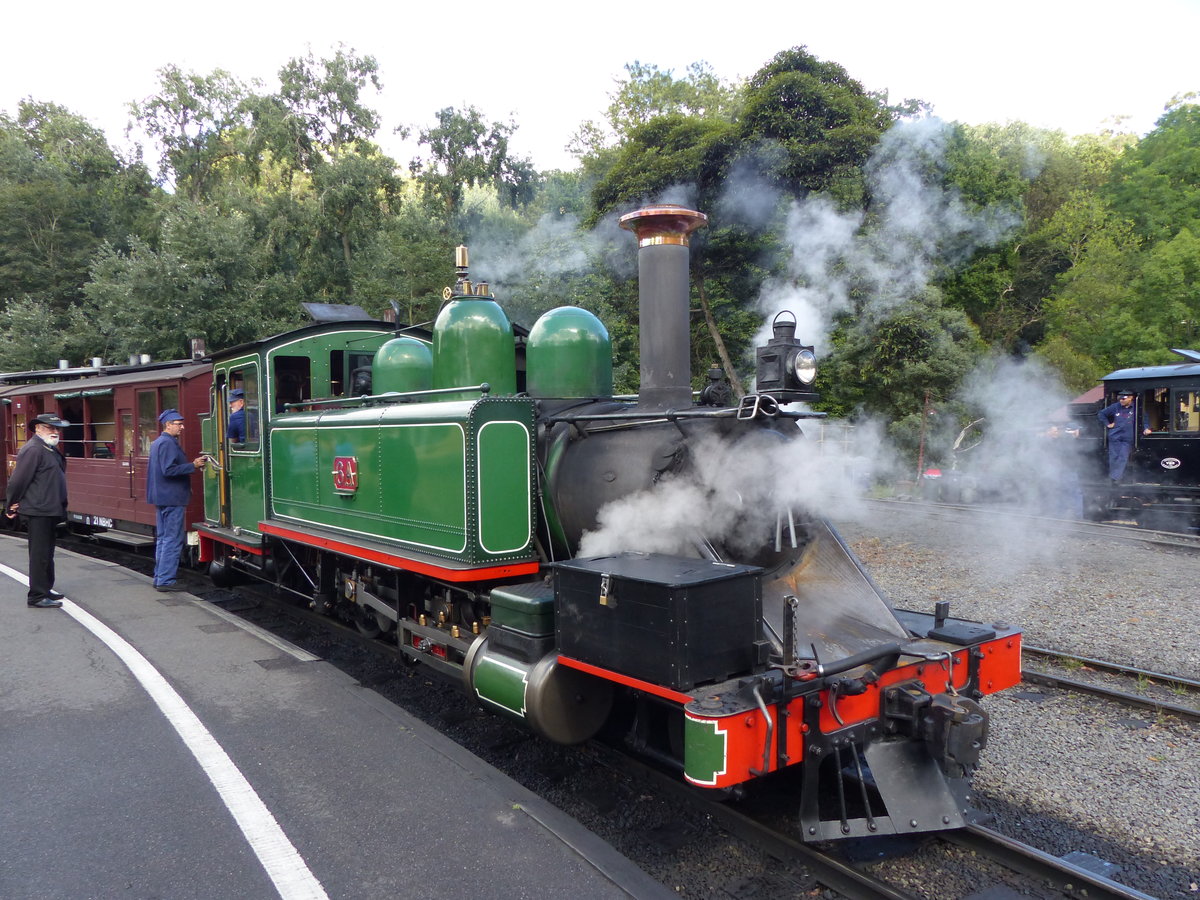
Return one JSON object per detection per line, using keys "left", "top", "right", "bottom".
{"left": 269, "top": 421, "right": 468, "bottom": 554}
{"left": 683, "top": 714, "right": 729, "bottom": 787}
{"left": 476, "top": 420, "right": 532, "bottom": 554}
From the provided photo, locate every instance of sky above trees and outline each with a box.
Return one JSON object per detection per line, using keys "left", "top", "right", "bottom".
{"left": 3, "top": 0, "right": 1196, "bottom": 172}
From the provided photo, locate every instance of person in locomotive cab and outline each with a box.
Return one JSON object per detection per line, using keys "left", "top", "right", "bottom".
{"left": 147, "top": 410, "right": 206, "bottom": 592}
{"left": 1097, "top": 390, "right": 1151, "bottom": 481}
{"left": 227, "top": 388, "right": 247, "bottom": 443}
{"left": 4, "top": 413, "right": 70, "bottom": 608}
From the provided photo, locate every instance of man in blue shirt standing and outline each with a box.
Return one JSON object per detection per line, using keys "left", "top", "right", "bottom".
{"left": 1097, "top": 390, "right": 1150, "bottom": 482}
{"left": 147, "top": 409, "right": 206, "bottom": 591}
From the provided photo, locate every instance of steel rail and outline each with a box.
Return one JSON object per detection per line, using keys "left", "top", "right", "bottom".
{"left": 1020, "top": 669, "right": 1200, "bottom": 722}
{"left": 1018, "top": 646, "right": 1200, "bottom": 722}
{"left": 945, "top": 825, "right": 1161, "bottom": 900}
{"left": 1023, "top": 645, "right": 1200, "bottom": 692}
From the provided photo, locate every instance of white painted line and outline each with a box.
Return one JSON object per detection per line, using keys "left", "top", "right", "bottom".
{"left": 0, "top": 563, "right": 328, "bottom": 900}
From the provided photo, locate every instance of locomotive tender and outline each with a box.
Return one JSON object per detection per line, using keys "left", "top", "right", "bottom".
{"left": 196, "top": 205, "right": 1022, "bottom": 841}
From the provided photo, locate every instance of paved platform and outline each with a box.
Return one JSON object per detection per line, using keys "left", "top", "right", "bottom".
{"left": 0, "top": 535, "right": 672, "bottom": 900}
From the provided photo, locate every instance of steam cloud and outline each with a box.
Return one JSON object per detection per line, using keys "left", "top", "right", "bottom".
{"left": 752, "top": 116, "right": 1023, "bottom": 352}
{"left": 577, "top": 425, "right": 879, "bottom": 558}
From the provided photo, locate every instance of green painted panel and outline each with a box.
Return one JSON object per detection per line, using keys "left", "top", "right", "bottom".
{"left": 271, "top": 420, "right": 467, "bottom": 553}
{"left": 473, "top": 654, "right": 528, "bottom": 719}
{"left": 684, "top": 716, "right": 728, "bottom": 786}
{"left": 270, "top": 431, "right": 320, "bottom": 505}
{"left": 477, "top": 421, "right": 531, "bottom": 553}
{"left": 200, "top": 414, "right": 219, "bottom": 522}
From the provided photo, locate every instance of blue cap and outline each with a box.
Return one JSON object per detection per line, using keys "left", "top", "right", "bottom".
{"left": 229, "top": 389, "right": 244, "bottom": 400}
{"left": 158, "top": 409, "right": 185, "bottom": 425}
{"left": 31, "top": 413, "right": 70, "bottom": 429}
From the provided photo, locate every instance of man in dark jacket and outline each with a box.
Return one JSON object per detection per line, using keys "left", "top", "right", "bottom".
{"left": 147, "top": 409, "right": 206, "bottom": 591}
{"left": 1097, "top": 390, "right": 1151, "bottom": 481}
{"left": 5, "top": 413, "right": 70, "bottom": 608}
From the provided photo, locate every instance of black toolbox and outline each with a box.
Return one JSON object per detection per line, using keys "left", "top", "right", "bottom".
{"left": 552, "top": 552, "right": 763, "bottom": 691}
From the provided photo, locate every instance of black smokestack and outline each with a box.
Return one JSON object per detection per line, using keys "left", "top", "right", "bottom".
{"left": 619, "top": 205, "right": 708, "bottom": 411}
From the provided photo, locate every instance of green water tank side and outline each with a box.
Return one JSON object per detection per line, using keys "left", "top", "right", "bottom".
{"left": 373, "top": 337, "right": 433, "bottom": 394}
{"left": 432, "top": 298, "right": 517, "bottom": 396}
{"left": 527, "top": 306, "right": 613, "bottom": 398}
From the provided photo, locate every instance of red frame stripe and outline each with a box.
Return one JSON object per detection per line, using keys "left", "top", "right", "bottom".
{"left": 557, "top": 655, "right": 692, "bottom": 705}
{"left": 257, "top": 521, "right": 539, "bottom": 582}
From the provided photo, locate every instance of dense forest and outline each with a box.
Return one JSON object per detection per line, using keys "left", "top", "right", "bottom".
{"left": 2, "top": 46, "right": 1197, "bottom": 463}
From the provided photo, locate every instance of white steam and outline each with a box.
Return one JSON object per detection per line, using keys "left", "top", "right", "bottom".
{"left": 753, "top": 117, "right": 1024, "bottom": 352}
{"left": 577, "top": 424, "right": 878, "bottom": 558}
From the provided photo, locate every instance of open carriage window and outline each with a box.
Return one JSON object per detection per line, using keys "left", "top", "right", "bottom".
{"left": 84, "top": 391, "right": 115, "bottom": 458}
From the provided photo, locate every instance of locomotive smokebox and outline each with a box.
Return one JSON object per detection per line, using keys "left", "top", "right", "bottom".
{"left": 619, "top": 206, "right": 707, "bottom": 410}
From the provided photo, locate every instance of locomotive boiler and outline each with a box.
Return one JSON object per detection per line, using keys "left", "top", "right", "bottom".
{"left": 196, "top": 205, "right": 1022, "bottom": 842}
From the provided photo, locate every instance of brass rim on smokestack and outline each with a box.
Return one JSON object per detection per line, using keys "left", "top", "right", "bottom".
{"left": 619, "top": 205, "right": 708, "bottom": 247}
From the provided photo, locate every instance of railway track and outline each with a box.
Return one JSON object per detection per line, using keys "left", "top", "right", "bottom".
{"left": 1021, "top": 645, "right": 1200, "bottom": 723}
{"left": 867, "top": 496, "right": 1200, "bottom": 551}
{"left": 600, "top": 743, "right": 1161, "bottom": 900}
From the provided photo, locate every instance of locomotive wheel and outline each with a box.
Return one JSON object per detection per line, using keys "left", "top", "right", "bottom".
{"left": 353, "top": 603, "right": 382, "bottom": 638}
{"left": 208, "top": 556, "right": 241, "bottom": 588}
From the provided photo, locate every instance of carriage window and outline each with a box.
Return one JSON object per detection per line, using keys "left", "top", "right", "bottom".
{"left": 57, "top": 397, "right": 85, "bottom": 457}
{"left": 13, "top": 411, "right": 27, "bottom": 451}
{"left": 1173, "top": 390, "right": 1200, "bottom": 433}
{"left": 137, "top": 390, "right": 157, "bottom": 455}
{"left": 85, "top": 393, "right": 116, "bottom": 458}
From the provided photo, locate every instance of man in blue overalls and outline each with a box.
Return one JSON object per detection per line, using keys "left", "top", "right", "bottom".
{"left": 1097, "top": 390, "right": 1150, "bottom": 481}
{"left": 147, "top": 409, "right": 207, "bottom": 591}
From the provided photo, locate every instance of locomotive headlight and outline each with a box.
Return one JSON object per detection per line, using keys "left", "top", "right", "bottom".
{"left": 791, "top": 349, "right": 817, "bottom": 385}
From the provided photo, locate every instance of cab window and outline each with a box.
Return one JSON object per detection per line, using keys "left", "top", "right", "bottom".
{"left": 228, "top": 367, "right": 261, "bottom": 448}
{"left": 1141, "top": 387, "right": 1170, "bottom": 433}
{"left": 273, "top": 355, "right": 311, "bottom": 412}
{"left": 1173, "top": 390, "right": 1200, "bottom": 433}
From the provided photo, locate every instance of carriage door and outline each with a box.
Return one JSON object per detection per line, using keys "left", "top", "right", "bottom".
{"left": 223, "top": 365, "right": 265, "bottom": 536}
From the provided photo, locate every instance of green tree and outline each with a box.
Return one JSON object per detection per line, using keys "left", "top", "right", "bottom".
{"left": 737, "top": 46, "right": 894, "bottom": 206}
{"left": 939, "top": 124, "right": 1130, "bottom": 351}
{"left": 819, "top": 288, "right": 983, "bottom": 459}
{"left": 411, "top": 106, "right": 536, "bottom": 219}
{"left": 78, "top": 201, "right": 301, "bottom": 361}
{"left": 131, "top": 65, "right": 252, "bottom": 200}
{"left": 568, "top": 60, "right": 739, "bottom": 170}
{"left": 1107, "top": 102, "right": 1200, "bottom": 243}
{"left": 0, "top": 101, "right": 155, "bottom": 309}
{"left": 0, "top": 296, "right": 68, "bottom": 370}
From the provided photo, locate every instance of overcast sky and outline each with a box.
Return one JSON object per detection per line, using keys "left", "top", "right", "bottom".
{"left": 3, "top": 0, "right": 1196, "bottom": 172}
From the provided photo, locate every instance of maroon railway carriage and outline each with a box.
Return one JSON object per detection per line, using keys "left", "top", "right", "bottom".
{"left": 1, "top": 360, "right": 212, "bottom": 549}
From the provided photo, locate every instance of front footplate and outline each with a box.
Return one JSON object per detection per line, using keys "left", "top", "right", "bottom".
{"left": 797, "top": 731, "right": 978, "bottom": 841}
